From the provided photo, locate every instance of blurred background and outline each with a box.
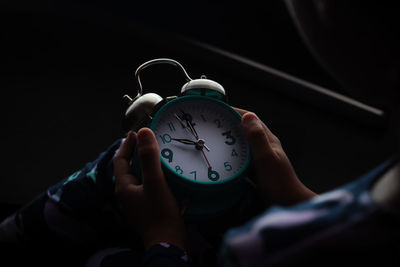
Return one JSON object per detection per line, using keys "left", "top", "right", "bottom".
{"left": 1, "top": 1, "right": 395, "bottom": 217}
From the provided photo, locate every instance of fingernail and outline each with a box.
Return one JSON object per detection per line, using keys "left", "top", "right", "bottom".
{"left": 124, "top": 131, "right": 137, "bottom": 145}
{"left": 138, "top": 128, "right": 153, "bottom": 144}
{"left": 242, "top": 113, "right": 261, "bottom": 128}
{"left": 130, "top": 131, "right": 138, "bottom": 141}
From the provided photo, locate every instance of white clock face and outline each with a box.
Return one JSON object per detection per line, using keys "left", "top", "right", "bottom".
{"left": 151, "top": 96, "right": 251, "bottom": 184}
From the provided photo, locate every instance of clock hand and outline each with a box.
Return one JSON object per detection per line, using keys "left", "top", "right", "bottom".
{"left": 186, "top": 119, "right": 199, "bottom": 140}
{"left": 203, "top": 144, "right": 211, "bottom": 152}
{"left": 171, "top": 138, "right": 197, "bottom": 145}
{"left": 177, "top": 110, "right": 200, "bottom": 140}
{"left": 174, "top": 112, "right": 198, "bottom": 140}
{"left": 174, "top": 112, "right": 211, "bottom": 151}
{"left": 188, "top": 122, "right": 210, "bottom": 151}
{"left": 174, "top": 113, "right": 187, "bottom": 129}
{"left": 201, "top": 149, "right": 212, "bottom": 169}
{"left": 171, "top": 136, "right": 212, "bottom": 168}
{"left": 195, "top": 139, "right": 212, "bottom": 168}
{"left": 171, "top": 138, "right": 210, "bottom": 152}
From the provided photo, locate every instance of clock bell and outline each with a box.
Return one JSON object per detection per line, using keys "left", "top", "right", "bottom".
{"left": 122, "top": 58, "right": 226, "bottom": 131}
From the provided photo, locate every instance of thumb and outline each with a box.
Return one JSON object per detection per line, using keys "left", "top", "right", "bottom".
{"left": 241, "top": 113, "right": 275, "bottom": 162}
{"left": 137, "top": 128, "right": 169, "bottom": 196}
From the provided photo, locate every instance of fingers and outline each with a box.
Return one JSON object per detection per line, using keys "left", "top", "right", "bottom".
{"left": 234, "top": 107, "right": 249, "bottom": 115}
{"left": 235, "top": 108, "right": 279, "bottom": 142}
{"left": 137, "top": 128, "right": 166, "bottom": 192}
{"left": 114, "top": 131, "right": 139, "bottom": 189}
{"left": 241, "top": 112, "right": 276, "bottom": 162}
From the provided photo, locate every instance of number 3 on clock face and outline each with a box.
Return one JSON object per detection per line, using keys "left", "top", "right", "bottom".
{"left": 150, "top": 95, "right": 251, "bottom": 185}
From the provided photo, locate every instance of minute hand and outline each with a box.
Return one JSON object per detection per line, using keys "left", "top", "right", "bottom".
{"left": 174, "top": 113, "right": 198, "bottom": 140}
{"left": 173, "top": 112, "right": 210, "bottom": 151}
{"left": 186, "top": 120, "right": 210, "bottom": 151}
{"left": 186, "top": 120, "right": 199, "bottom": 140}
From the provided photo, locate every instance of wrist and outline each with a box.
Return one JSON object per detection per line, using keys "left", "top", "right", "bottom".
{"left": 142, "top": 225, "right": 186, "bottom": 251}
{"left": 145, "top": 239, "right": 186, "bottom": 252}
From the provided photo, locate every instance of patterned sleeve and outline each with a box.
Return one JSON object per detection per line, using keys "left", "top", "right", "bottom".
{"left": 0, "top": 139, "right": 127, "bottom": 264}
{"left": 0, "top": 138, "right": 194, "bottom": 266}
{"left": 218, "top": 159, "right": 398, "bottom": 267}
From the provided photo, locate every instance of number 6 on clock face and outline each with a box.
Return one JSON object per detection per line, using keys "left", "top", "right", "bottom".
{"left": 150, "top": 95, "right": 251, "bottom": 185}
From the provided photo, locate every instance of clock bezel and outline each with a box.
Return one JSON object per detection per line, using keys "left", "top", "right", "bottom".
{"left": 150, "top": 95, "right": 251, "bottom": 186}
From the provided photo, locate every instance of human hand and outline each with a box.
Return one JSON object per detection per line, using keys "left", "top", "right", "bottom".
{"left": 113, "top": 128, "right": 186, "bottom": 250}
{"left": 235, "top": 108, "right": 316, "bottom": 206}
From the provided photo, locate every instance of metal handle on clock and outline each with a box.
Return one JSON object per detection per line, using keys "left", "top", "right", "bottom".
{"left": 135, "top": 58, "right": 193, "bottom": 97}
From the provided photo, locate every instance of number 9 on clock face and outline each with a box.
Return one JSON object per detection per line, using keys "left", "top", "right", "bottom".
{"left": 150, "top": 96, "right": 251, "bottom": 185}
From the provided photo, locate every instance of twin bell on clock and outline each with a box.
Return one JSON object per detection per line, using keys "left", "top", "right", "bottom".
{"left": 122, "top": 58, "right": 252, "bottom": 221}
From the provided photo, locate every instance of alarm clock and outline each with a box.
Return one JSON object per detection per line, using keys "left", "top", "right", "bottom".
{"left": 123, "top": 58, "right": 252, "bottom": 220}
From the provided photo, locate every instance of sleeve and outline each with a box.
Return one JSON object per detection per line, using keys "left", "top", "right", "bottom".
{"left": 216, "top": 160, "right": 392, "bottom": 267}
{"left": 143, "top": 243, "right": 192, "bottom": 267}
{"left": 0, "top": 139, "right": 130, "bottom": 263}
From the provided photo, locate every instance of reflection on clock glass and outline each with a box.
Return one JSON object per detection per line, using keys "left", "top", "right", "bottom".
{"left": 151, "top": 96, "right": 250, "bottom": 184}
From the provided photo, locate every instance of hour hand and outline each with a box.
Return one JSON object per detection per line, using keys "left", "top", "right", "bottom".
{"left": 171, "top": 138, "right": 210, "bottom": 151}
{"left": 171, "top": 138, "right": 197, "bottom": 145}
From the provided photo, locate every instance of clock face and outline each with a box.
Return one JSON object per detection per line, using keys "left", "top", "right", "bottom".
{"left": 150, "top": 96, "right": 251, "bottom": 184}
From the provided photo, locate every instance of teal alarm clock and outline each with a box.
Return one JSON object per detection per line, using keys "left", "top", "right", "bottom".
{"left": 123, "top": 58, "right": 252, "bottom": 220}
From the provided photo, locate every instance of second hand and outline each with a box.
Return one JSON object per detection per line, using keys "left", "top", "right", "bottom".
{"left": 201, "top": 150, "right": 212, "bottom": 169}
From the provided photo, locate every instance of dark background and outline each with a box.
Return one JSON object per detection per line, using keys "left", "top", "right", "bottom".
{"left": 1, "top": 1, "right": 395, "bottom": 215}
